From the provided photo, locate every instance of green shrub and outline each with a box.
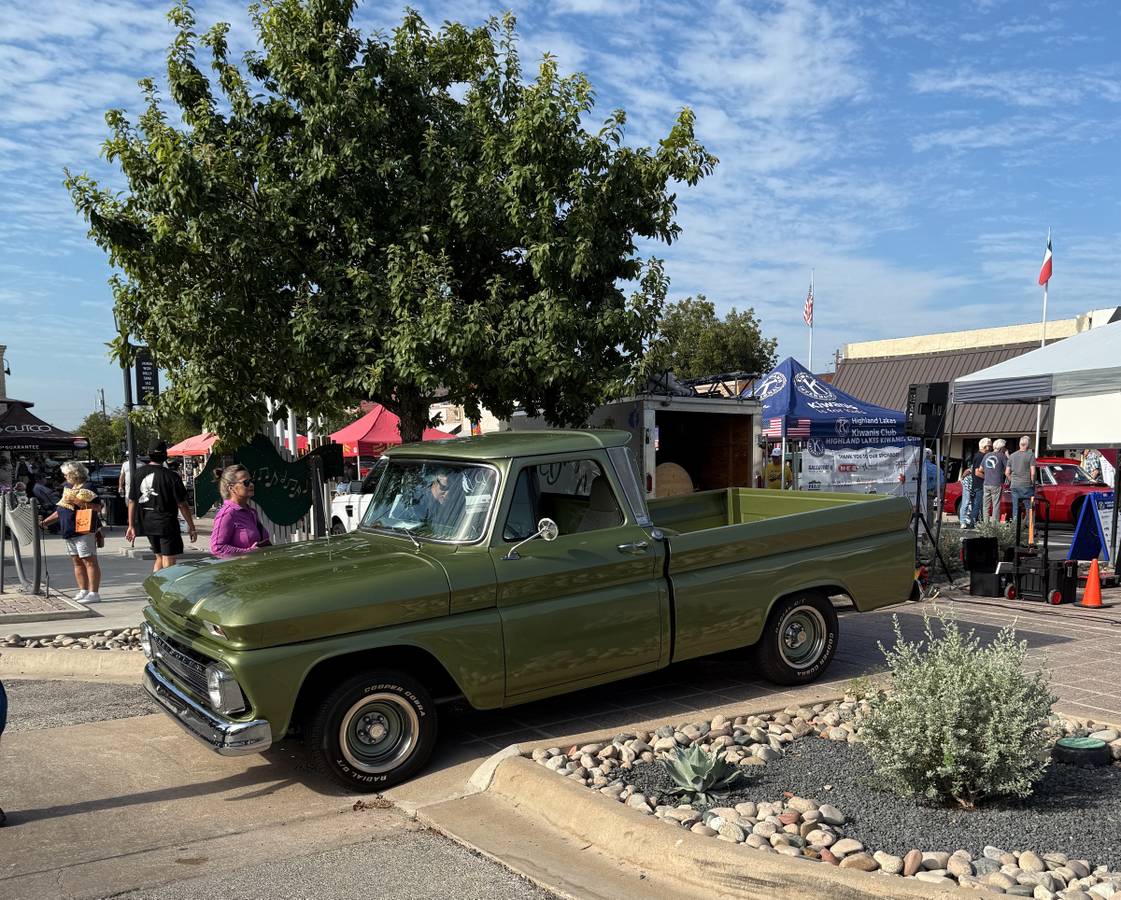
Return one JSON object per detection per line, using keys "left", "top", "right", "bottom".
{"left": 859, "top": 611, "right": 1055, "bottom": 808}
{"left": 974, "top": 519, "right": 1022, "bottom": 551}
{"left": 935, "top": 530, "right": 964, "bottom": 579}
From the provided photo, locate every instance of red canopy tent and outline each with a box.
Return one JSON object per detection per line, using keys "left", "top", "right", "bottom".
{"left": 168, "top": 432, "right": 307, "bottom": 457}
{"left": 330, "top": 405, "right": 452, "bottom": 460}
{"left": 167, "top": 433, "right": 218, "bottom": 457}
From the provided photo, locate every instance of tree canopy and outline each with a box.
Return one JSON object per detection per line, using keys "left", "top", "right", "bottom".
{"left": 67, "top": 0, "right": 716, "bottom": 442}
{"left": 75, "top": 407, "right": 203, "bottom": 462}
{"left": 643, "top": 296, "right": 777, "bottom": 381}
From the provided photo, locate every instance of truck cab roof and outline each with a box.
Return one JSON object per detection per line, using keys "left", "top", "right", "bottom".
{"left": 387, "top": 429, "right": 633, "bottom": 461}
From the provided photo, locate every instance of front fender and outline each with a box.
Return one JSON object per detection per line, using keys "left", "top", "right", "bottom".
{"left": 145, "top": 606, "right": 504, "bottom": 739}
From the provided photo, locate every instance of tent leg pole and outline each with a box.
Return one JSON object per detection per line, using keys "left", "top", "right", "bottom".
{"left": 781, "top": 437, "right": 787, "bottom": 490}
{"left": 1113, "top": 463, "right": 1120, "bottom": 569}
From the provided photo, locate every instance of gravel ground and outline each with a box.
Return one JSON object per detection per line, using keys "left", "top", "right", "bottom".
{"left": 627, "top": 737, "right": 1121, "bottom": 869}
{"left": 109, "top": 829, "right": 557, "bottom": 900}
{"left": 2, "top": 679, "right": 155, "bottom": 732}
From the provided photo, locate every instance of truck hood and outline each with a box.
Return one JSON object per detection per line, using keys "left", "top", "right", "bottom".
{"left": 145, "top": 532, "right": 450, "bottom": 648}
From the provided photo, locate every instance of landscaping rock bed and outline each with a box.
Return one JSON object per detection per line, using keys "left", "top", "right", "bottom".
{"left": 1, "top": 629, "right": 144, "bottom": 651}
{"left": 532, "top": 699, "right": 1121, "bottom": 898}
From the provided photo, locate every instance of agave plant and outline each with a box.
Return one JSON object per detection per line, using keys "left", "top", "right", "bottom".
{"left": 660, "top": 743, "right": 750, "bottom": 804}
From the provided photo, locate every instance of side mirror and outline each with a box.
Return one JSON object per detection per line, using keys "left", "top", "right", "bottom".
{"left": 503, "top": 517, "right": 559, "bottom": 560}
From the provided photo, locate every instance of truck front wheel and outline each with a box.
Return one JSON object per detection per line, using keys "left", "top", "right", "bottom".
{"left": 308, "top": 669, "right": 438, "bottom": 791}
{"left": 756, "top": 592, "right": 838, "bottom": 686}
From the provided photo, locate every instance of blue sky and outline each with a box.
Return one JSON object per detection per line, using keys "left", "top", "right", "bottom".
{"left": 2, "top": 0, "right": 1119, "bottom": 430}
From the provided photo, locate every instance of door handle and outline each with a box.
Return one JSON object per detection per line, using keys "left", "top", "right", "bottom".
{"left": 617, "top": 541, "right": 649, "bottom": 555}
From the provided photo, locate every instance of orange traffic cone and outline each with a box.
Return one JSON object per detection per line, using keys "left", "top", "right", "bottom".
{"left": 1080, "top": 558, "right": 1103, "bottom": 608}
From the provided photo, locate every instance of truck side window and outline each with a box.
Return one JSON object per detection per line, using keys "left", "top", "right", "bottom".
{"left": 502, "top": 459, "right": 624, "bottom": 539}
{"left": 503, "top": 468, "right": 540, "bottom": 541}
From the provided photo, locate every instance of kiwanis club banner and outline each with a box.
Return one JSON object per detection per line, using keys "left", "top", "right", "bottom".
{"left": 798, "top": 442, "right": 923, "bottom": 498}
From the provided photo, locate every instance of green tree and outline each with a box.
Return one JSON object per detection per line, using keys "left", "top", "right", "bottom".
{"left": 643, "top": 296, "right": 777, "bottom": 381}
{"left": 75, "top": 412, "right": 124, "bottom": 463}
{"left": 67, "top": 1, "right": 716, "bottom": 442}
{"left": 74, "top": 407, "right": 200, "bottom": 462}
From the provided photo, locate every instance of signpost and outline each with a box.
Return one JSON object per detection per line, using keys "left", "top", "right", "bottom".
{"left": 134, "top": 348, "right": 159, "bottom": 405}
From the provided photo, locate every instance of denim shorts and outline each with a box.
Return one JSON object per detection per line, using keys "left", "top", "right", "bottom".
{"left": 64, "top": 533, "right": 97, "bottom": 558}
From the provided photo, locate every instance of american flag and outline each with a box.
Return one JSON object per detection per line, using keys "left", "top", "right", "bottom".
{"left": 803, "top": 281, "right": 814, "bottom": 327}
{"left": 762, "top": 418, "right": 811, "bottom": 438}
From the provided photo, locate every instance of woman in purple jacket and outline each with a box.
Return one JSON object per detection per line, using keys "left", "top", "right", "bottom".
{"left": 210, "top": 465, "right": 271, "bottom": 559}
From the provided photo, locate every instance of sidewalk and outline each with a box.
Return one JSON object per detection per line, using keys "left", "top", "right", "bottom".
{"left": 0, "top": 527, "right": 210, "bottom": 638}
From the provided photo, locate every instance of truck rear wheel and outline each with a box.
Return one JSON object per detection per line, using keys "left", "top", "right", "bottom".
{"left": 756, "top": 592, "right": 838, "bottom": 686}
{"left": 308, "top": 669, "right": 437, "bottom": 791}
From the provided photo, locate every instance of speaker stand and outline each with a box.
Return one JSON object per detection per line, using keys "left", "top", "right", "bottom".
{"left": 912, "top": 438, "right": 953, "bottom": 584}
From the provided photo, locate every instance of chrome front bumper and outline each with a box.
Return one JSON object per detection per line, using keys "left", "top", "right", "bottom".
{"left": 143, "top": 662, "right": 272, "bottom": 756}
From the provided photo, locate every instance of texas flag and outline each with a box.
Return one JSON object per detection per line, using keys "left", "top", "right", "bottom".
{"left": 1037, "top": 232, "right": 1053, "bottom": 285}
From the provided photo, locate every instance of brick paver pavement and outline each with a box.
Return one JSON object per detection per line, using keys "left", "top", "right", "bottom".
{"left": 0, "top": 592, "right": 77, "bottom": 617}
{"left": 441, "top": 586, "right": 1121, "bottom": 759}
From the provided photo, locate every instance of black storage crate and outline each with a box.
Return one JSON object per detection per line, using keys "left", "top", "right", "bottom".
{"left": 969, "top": 570, "right": 1005, "bottom": 597}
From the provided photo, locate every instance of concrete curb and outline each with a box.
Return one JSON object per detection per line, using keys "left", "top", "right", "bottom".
{"left": 0, "top": 647, "right": 147, "bottom": 682}
{"left": 485, "top": 755, "right": 961, "bottom": 900}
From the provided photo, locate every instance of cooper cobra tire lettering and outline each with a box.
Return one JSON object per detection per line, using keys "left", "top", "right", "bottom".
{"left": 310, "top": 668, "right": 439, "bottom": 793}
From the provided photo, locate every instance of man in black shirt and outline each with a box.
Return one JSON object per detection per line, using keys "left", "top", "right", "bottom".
{"left": 126, "top": 441, "right": 197, "bottom": 571}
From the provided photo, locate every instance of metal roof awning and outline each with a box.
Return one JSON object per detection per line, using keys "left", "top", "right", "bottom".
{"left": 832, "top": 344, "right": 1045, "bottom": 436}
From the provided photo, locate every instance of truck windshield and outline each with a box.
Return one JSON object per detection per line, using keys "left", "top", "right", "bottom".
{"left": 359, "top": 460, "right": 499, "bottom": 543}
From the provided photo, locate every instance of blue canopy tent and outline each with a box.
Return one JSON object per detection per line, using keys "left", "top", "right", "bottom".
{"left": 745, "top": 357, "right": 908, "bottom": 446}
{"left": 743, "top": 358, "right": 915, "bottom": 491}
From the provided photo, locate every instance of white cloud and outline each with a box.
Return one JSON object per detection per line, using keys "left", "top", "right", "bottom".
{"left": 675, "top": 0, "right": 866, "bottom": 120}
{"left": 910, "top": 113, "right": 1115, "bottom": 155}
{"left": 911, "top": 66, "right": 1121, "bottom": 108}
{"left": 552, "top": 0, "right": 640, "bottom": 15}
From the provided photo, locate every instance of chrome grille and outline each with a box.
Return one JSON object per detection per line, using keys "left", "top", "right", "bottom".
{"left": 151, "top": 629, "right": 210, "bottom": 701}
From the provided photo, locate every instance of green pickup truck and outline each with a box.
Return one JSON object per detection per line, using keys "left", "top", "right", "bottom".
{"left": 141, "top": 431, "right": 913, "bottom": 790}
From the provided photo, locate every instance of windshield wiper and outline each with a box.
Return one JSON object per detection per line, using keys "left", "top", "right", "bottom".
{"left": 385, "top": 524, "right": 421, "bottom": 551}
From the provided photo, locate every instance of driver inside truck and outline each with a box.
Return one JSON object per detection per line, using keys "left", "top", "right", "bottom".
{"left": 414, "top": 467, "right": 466, "bottom": 533}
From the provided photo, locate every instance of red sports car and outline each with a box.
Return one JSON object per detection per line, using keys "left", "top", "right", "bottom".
{"left": 943, "top": 457, "right": 1111, "bottom": 524}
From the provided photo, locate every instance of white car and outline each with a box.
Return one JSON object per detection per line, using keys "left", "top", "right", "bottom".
{"left": 329, "top": 462, "right": 387, "bottom": 533}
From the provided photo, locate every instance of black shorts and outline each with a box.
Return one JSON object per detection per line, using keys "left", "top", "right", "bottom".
{"left": 147, "top": 533, "right": 184, "bottom": 557}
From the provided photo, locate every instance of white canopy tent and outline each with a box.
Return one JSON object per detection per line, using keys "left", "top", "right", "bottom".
{"left": 953, "top": 319, "right": 1121, "bottom": 561}
{"left": 953, "top": 318, "right": 1121, "bottom": 412}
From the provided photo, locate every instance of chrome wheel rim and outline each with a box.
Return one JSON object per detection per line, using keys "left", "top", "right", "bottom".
{"left": 339, "top": 693, "right": 418, "bottom": 774}
{"left": 778, "top": 605, "right": 828, "bottom": 670}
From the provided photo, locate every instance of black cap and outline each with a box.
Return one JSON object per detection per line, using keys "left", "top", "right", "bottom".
{"left": 149, "top": 440, "right": 168, "bottom": 463}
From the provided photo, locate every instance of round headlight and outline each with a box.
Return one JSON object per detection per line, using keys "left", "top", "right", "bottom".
{"left": 139, "top": 623, "right": 153, "bottom": 659}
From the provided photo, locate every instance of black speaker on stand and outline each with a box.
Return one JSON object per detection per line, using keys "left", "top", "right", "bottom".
{"left": 906, "top": 382, "right": 952, "bottom": 583}
{"left": 905, "top": 382, "right": 949, "bottom": 439}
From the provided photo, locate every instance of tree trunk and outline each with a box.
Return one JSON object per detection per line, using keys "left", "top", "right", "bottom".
{"left": 395, "top": 390, "right": 429, "bottom": 444}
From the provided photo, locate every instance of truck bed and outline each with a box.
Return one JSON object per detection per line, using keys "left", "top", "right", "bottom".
{"left": 649, "top": 488, "right": 914, "bottom": 663}
{"left": 649, "top": 487, "right": 901, "bottom": 533}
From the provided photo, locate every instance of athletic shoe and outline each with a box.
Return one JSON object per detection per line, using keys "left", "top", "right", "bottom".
{"left": 78, "top": 592, "right": 101, "bottom": 604}
{"left": 73, "top": 589, "right": 88, "bottom": 601}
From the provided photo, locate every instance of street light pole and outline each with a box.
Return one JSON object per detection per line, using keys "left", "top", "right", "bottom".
{"left": 114, "top": 315, "right": 138, "bottom": 490}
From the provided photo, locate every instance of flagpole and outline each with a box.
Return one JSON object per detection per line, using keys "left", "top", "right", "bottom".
{"left": 1034, "top": 228, "right": 1049, "bottom": 454}
{"left": 1034, "top": 278, "right": 1047, "bottom": 453}
{"left": 808, "top": 269, "right": 814, "bottom": 372}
